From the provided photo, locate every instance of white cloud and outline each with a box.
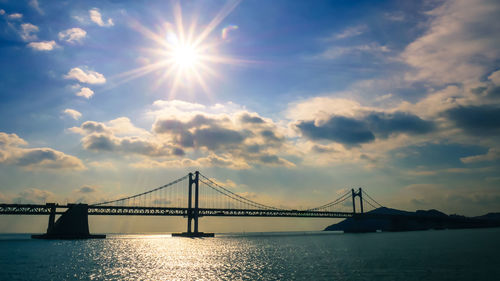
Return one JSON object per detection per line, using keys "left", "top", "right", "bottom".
{"left": 29, "top": 0, "right": 44, "bottom": 15}
{"left": 131, "top": 155, "right": 252, "bottom": 170}
{"left": 461, "top": 148, "right": 500, "bottom": 163}
{"left": 68, "top": 100, "right": 295, "bottom": 170}
{"left": 76, "top": 87, "right": 94, "bottom": 98}
{"left": 27, "top": 40, "right": 57, "bottom": 51}
{"left": 286, "top": 97, "right": 365, "bottom": 121}
{"left": 314, "top": 43, "right": 390, "bottom": 60}
{"left": 334, "top": 25, "right": 367, "bottom": 39}
{"left": 13, "top": 188, "right": 56, "bottom": 204}
{"left": 58, "top": 28, "right": 87, "bottom": 44}
{"left": 401, "top": 0, "right": 500, "bottom": 84}
{"left": 63, "top": 109, "right": 82, "bottom": 120}
{"left": 19, "top": 23, "right": 38, "bottom": 41}
{"left": 89, "top": 8, "right": 114, "bottom": 27}
{"left": 375, "top": 93, "right": 393, "bottom": 102}
{"left": 0, "top": 10, "right": 5, "bottom": 16}
{"left": 384, "top": 11, "right": 405, "bottom": 22}
{"left": 488, "top": 70, "right": 500, "bottom": 85}
{"left": 64, "top": 67, "right": 106, "bottom": 84}
{"left": 7, "top": 13, "right": 23, "bottom": 20}
{"left": 0, "top": 132, "right": 85, "bottom": 171}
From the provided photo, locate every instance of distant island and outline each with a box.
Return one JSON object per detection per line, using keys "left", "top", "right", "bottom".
{"left": 325, "top": 207, "right": 500, "bottom": 233}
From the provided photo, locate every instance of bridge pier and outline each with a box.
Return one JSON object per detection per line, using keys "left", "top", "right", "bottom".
{"left": 32, "top": 203, "right": 105, "bottom": 239}
{"left": 173, "top": 171, "right": 214, "bottom": 237}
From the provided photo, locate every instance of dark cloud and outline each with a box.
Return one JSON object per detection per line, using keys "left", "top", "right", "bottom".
{"left": 154, "top": 115, "right": 248, "bottom": 150}
{"left": 153, "top": 114, "right": 218, "bottom": 134}
{"left": 0, "top": 132, "right": 85, "bottom": 171}
{"left": 120, "top": 138, "right": 168, "bottom": 156}
{"left": 153, "top": 119, "right": 187, "bottom": 134}
{"left": 311, "top": 144, "right": 336, "bottom": 153}
{"left": 446, "top": 105, "right": 500, "bottom": 135}
{"left": 296, "top": 111, "right": 434, "bottom": 146}
{"left": 82, "top": 134, "right": 172, "bottom": 156}
{"left": 14, "top": 149, "right": 57, "bottom": 166}
{"left": 194, "top": 127, "right": 245, "bottom": 150}
{"left": 151, "top": 113, "right": 292, "bottom": 168}
{"left": 78, "top": 186, "right": 97, "bottom": 193}
{"left": 240, "top": 113, "right": 265, "bottom": 124}
{"left": 77, "top": 112, "right": 292, "bottom": 169}
{"left": 261, "top": 130, "right": 283, "bottom": 143}
{"left": 83, "top": 134, "right": 116, "bottom": 151}
{"left": 488, "top": 87, "right": 500, "bottom": 97}
{"left": 172, "top": 147, "right": 185, "bottom": 156}
{"left": 365, "top": 111, "right": 435, "bottom": 138}
{"left": 188, "top": 114, "right": 219, "bottom": 127}
{"left": 246, "top": 144, "right": 261, "bottom": 153}
{"left": 8, "top": 148, "right": 85, "bottom": 170}
{"left": 81, "top": 121, "right": 108, "bottom": 133}
{"left": 178, "top": 132, "right": 194, "bottom": 147}
{"left": 296, "top": 116, "right": 375, "bottom": 146}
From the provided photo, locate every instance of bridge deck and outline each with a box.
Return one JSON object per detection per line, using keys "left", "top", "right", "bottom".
{"left": 0, "top": 204, "right": 354, "bottom": 218}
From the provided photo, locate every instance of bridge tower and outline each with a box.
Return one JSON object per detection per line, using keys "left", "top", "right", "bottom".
{"left": 351, "top": 188, "right": 364, "bottom": 214}
{"left": 173, "top": 171, "right": 214, "bottom": 237}
{"left": 186, "top": 171, "right": 200, "bottom": 233}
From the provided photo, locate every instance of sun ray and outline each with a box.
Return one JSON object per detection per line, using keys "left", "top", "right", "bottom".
{"left": 192, "top": 68, "right": 212, "bottom": 98}
{"left": 111, "top": 0, "right": 251, "bottom": 98}
{"left": 173, "top": 2, "right": 186, "bottom": 44}
{"left": 192, "top": 0, "right": 241, "bottom": 48}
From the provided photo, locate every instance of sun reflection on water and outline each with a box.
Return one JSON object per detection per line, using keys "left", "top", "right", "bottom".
{"left": 3, "top": 230, "right": 499, "bottom": 280}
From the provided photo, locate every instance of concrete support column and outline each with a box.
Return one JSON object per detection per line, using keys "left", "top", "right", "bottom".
{"left": 351, "top": 189, "right": 356, "bottom": 214}
{"left": 187, "top": 172, "right": 193, "bottom": 233}
{"left": 194, "top": 171, "right": 199, "bottom": 233}
{"left": 358, "top": 188, "right": 364, "bottom": 214}
{"left": 47, "top": 203, "right": 56, "bottom": 233}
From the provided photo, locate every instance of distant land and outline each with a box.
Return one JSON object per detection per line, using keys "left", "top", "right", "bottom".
{"left": 325, "top": 207, "right": 500, "bottom": 233}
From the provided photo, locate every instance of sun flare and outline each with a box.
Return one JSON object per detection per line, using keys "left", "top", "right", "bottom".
{"left": 171, "top": 44, "right": 199, "bottom": 69}
{"left": 115, "top": 0, "right": 246, "bottom": 99}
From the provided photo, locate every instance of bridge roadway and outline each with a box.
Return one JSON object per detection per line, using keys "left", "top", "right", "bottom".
{"left": 0, "top": 203, "right": 354, "bottom": 218}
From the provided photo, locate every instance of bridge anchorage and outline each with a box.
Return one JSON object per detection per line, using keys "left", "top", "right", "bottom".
{"left": 0, "top": 171, "right": 384, "bottom": 239}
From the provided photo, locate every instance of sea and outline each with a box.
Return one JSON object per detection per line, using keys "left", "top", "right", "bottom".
{"left": 1, "top": 228, "right": 499, "bottom": 281}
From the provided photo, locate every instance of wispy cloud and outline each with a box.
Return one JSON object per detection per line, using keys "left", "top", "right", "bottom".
{"left": 314, "top": 43, "right": 390, "bottom": 60}
{"left": 29, "top": 0, "right": 44, "bottom": 15}
{"left": 461, "top": 148, "right": 500, "bottom": 164}
{"left": 401, "top": 0, "right": 500, "bottom": 84}
{"left": 7, "top": 13, "right": 23, "bottom": 20}
{"left": 89, "top": 8, "right": 114, "bottom": 27}
{"left": 333, "top": 25, "right": 367, "bottom": 39}
{"left": 63, "top": 109, "right": 82, "bottom": 120}
{"left": 384, "top": 11, "right": 405, "bottom": 22}
{"left": 19, "top": 23, "right": 38, "bottom": 41}
{"left": 58, "top": 28, "right": 87, "bottom": 44}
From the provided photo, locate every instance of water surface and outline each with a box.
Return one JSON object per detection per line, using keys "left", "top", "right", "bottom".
{"left": 1, "top": 228, "right": 499, "bottom": 280}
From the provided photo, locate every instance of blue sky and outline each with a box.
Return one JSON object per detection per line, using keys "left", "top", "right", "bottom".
{"left": 1, "top": 0, "right": 500, "bottom": 232}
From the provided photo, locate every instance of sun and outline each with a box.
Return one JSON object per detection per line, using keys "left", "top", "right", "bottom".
{"left": 171, "top": 43, "right": 199, "bottom": 69}
{"left": 115, "top": 0, "right": 247, "bottom": 99}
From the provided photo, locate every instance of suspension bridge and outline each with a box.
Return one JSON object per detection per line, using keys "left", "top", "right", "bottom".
{"left": 0, "top": 171, "right": 383, "bottom": 238}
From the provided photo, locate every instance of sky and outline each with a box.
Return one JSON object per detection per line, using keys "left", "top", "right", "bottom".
{"left": 1, "top": 0, "right": 500, "bottom": 233}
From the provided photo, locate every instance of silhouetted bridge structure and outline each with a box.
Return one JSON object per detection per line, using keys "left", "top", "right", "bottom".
{"left": 0, "top": 171, "right": 383, "bottom": 238}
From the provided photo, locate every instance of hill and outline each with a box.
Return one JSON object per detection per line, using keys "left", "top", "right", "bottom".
{"left": 324, "top": 207, "right": 500, "bottom": 233}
